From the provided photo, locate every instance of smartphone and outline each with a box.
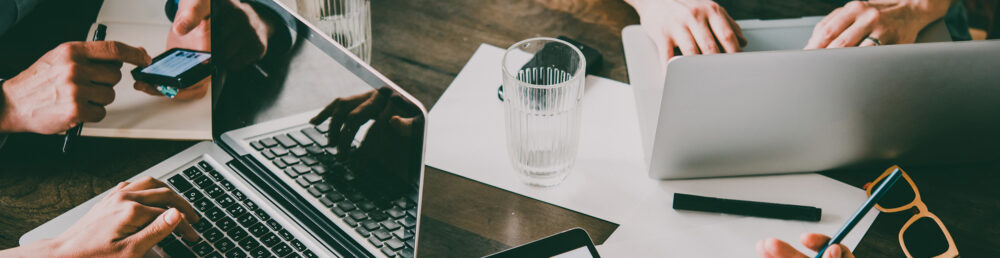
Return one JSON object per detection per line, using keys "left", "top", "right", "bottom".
{"left": 131, "top": 48, "right": 212, "bottom": 98}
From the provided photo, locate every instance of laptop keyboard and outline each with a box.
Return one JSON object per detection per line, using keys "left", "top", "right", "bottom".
{"left": 162, "top": 161, "right": 318, "bottom": 258}
{"left": 249, "top": 124, "right": 418, "bottom": 258}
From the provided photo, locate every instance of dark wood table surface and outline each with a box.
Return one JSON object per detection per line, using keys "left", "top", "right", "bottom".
{"left": 1, "top": 0, "right": 997, "bottom": 257}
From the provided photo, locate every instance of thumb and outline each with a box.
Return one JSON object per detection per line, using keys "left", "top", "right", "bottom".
{"left": 130, "top": 208, "right": 182, "bottom": 252}
{"left": 172, "top": 0, "right": 211, "bottom": 35}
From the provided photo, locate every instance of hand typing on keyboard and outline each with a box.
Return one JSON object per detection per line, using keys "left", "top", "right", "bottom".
{"left": 310, "top": 87, "right": 424, "bottom": 184}
{"left": 0, "top": 177, "right": 200, "bottom": 257}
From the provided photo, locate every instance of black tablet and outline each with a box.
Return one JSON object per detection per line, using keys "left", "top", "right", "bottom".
{"left": 485, "top": 228, "right": 600, "bottom": 258}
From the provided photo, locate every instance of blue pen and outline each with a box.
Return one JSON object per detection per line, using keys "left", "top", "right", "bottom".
{"left": 814, "top": 167, "right": 903, "bottom": 258}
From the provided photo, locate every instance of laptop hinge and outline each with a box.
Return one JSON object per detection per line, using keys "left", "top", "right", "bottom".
{"left": 223, "top": 149, "right": 372, "bottom": 258}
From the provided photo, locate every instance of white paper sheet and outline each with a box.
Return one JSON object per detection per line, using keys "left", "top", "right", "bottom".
{"left": 80, "top": 0, "right": 212, "bottom": 140}
{"left": 426, "top": 44, "right": 878, "bottom": 256}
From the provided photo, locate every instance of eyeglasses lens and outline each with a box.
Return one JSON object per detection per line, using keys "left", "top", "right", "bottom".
{"left": 902, "top": 217, "right": 950, "bottom": 257}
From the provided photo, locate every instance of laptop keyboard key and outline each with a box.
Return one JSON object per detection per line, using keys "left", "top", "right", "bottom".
{"left": 206, "top": 251, "right": 223, "bottom": 258}
{"left": 348, "top": 211, "right": 367, "bottom": 221}
{"left": 237, "top": 213, "right": 258, "bottom": 227}
{"left": 381, "top": 220, "right": 401, "bottom": 231}
{"left": 305, "top": 145, "right": 325, "bottom": 155}
{"left": 250, "top": 141, "right": 264, "bottom": 150}
{"left": 274, "top": 135, "right": 297, "bottom": 148}
{"left": 373, "top": 229, "right": 392, "bottom": 241}
{"left": 318, "top": 195, "right": 335, "bottom": 207}
{"left": 260, "top": 232, "right": 281, "bottom": 247}
{"left": 385, "top": 238, "right": 405, "bottom": 250}
{"left": 303, "top": 250, "right": 318, "bottom": 258}
{"left": 281, "top": 156, "right": 300, "bottom": 165}
{"left": 217, "top": 217, "right": 238, "bottom": 232}
{"left": 362, "top": 220, "right": 380, "bottom": 231}
{"left": 194, "top": 198, "right": 215, "bottom": 211}
{"left": 217, "top": 195, "right": 236, "bottom": 208}
{"left": 205, "top": 207, "right": 225, "bottom": 221}
{"left": 192, "top": 219, "right": 212, "bottom": 232}
{"left": 330, "top": 206, "right": 346, "bottom": 217}
{"left": 206, "top": 185, "right": 224, "bottom": 198}
{"left": 192, "top": 241, "right": 214, "bottom": 256}
{"left": 355, "top": 226, "right": 371, "bottom": 237}
{"left": 302, "top": 127, "right": 329, "bottom": 146}
{"left": 402, "top": 216, "right": 416, "bottom": 229}
{"left": 271, "top": 147, "right": 289, "bottom": 156}
{"left": 232, "top": 190, "right": 247, "bottom": 201}
{"left": 249, "top": 223, "right": 269, "bottom": 237}
{"left": 296, "top": 177, "right": 311, "bottom": 187}
{"left": 226, "top": 204, "right": 248, "bottom": 217}
{"left": 216, "top": 238, "right": 236, "bottom": 252}
{"left": 199, "top": 161, "right": 213, "bottom": 171}
{"left": 278, "top": 229, "right": 294, "bottom": 241}
{"left": 301, "top": 156, "right": 319, "bottom": 166}
{"left": 168, "top": 174, "right": 194, "bottom": 192}
{"left": 336, "top": 201, "right": 356, "bottom": 211}
{"left": 290, "top": 239, "right": 306, "bottom": 251}
{"left": 227, "top": 227, "right": 249, "bottom": 241}
{"left": 226, "top": 248, "right": 249, "bottom": 258}
{"left": 261, "top": 138, "right": 279, "bottom": 148}
{"left": 290, "top": 147, "right": 308, "bottom": 157}
{"left": 273, "top": 242, "right": 293, "bottom": 257}
{"left": 290, "top": 131, "right": 313, "bottom": 146}
{"left": 368, "top": 236, "right": 383, "bottom": 248}
{"left": 204, "top": 228, "right": 224, "bottom": 242}
{"left": 220, "top": 180, "right": 235, "bottom": 191}
{"left": 183, "top": 167, "right": 202, "bottom": 179}
{"left": 194, "top": 175, "right": 214, "bottom": 189}
{"left": 381, "top": 246, "right": 396, "bottom": 256}
{"left": 249, "top": 246, "right": 272, "bottom": 258}
{"left": 209, "top": 170, "right": 225, "bottom": 181}
{"left": 160, "top": 237, "right": 196, "bottom": 257}
{"left": 262, "top": 150, "right": 276, "bottom": 160}
{"left": 265, "top": 219, "right": 282, "bottom": 230}
{"left": 239, "top": 236, "right": 261, "bottom": 251}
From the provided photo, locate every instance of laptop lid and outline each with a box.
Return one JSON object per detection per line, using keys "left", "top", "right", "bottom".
{"left": 623, "top": 17, "right": 955, "bottom": 179}
{"left": 212, "top": 1, "right": 427, "bottom": 256}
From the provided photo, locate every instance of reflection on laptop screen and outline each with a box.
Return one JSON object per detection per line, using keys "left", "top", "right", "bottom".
{"left": 214, "top": 1, "right": 425, "bottom": 256}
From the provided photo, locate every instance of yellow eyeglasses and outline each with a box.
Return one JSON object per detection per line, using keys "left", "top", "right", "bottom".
{"left": 864, "top": 165, "right": 959, "bottom": 258}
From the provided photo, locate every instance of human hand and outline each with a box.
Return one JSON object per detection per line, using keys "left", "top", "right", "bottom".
{"left": 805, "top": 0, "right": 952, "bottom": 49}
{"left": 757, "top": 233, "right": 855, "bottom": 258}
{"left": 133, "top": 0, "right": 213, "bottom": 101}
{"left": 0, "top": 41, "right": 151, "bottom": 134}
{"left": 309, "top": 88, "right": 423, "bottom": 185}
{"left": 49, "top": 177, "right": 201, "bottom": 257}
{"left": 627, "top": 0, "right": 746, "bottom": 66}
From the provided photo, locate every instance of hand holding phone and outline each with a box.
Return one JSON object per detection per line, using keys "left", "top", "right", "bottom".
{"left": 131, "top": 48, "right": 212, "bottom": 99}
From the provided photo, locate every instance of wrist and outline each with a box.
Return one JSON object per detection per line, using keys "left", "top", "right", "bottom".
{"left": 0, "top": 79, "right": 17, "bottom": 133}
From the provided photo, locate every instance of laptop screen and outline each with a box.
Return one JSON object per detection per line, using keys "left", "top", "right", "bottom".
{"left": 213, "top": 1, "right": 425, "bottom": 256}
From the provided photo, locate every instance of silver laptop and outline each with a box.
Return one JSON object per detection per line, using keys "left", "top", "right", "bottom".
{"left": 624, "top": 17, "right": 1000, "bottom": 179}
{"left": 20, "top": 1, "right": 426, "bottom": 257}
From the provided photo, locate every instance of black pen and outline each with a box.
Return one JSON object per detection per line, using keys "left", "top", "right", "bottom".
{"left": 672, "top": 193, "right": 823, "bottom": 222}
{"left": 814, "top": 168, "right": 903, "bottom": 258}
{"left": 62, "top": 24, "right": 106, "bottom": 154}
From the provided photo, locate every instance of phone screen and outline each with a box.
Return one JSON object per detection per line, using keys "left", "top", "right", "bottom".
{"left": 141, "top": 49, "right": 211, "bottom": 77}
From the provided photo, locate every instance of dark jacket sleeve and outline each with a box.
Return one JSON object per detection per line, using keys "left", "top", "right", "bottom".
{"left": 0, "top": 0, "right": 45, "bottom": 36}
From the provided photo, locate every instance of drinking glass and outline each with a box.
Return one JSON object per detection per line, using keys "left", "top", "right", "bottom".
{"left": 297, "top": 0, "right": 372, "bottom": 63}
{"left": 502, "top": 37, "right": 586, "bottom": 187}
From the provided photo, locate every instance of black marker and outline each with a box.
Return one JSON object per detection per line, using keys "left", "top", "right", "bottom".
{"left": 62, "top": 24, "right": 106, "bottom": 154}
{"left": 672, "top": 193, "right": 822, "bottom": 222}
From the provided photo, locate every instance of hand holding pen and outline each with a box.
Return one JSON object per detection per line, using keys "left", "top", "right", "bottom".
{"left": 0, "top": 25, "right": 151, "bottom": 139}
{"left": 59, "top": 25, "right": 152, "bottom": 153}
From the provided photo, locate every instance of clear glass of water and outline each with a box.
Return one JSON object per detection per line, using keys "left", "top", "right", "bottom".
{"left": 502, "top": 37, "right": 586, "bottom": 187}
{"left": 297, "top": 0, "right": 372, "bottom": 63}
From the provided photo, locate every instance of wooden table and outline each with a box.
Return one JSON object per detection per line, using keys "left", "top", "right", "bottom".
{"left": 2, "top": 0, "right": 997, "bottom": 256}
